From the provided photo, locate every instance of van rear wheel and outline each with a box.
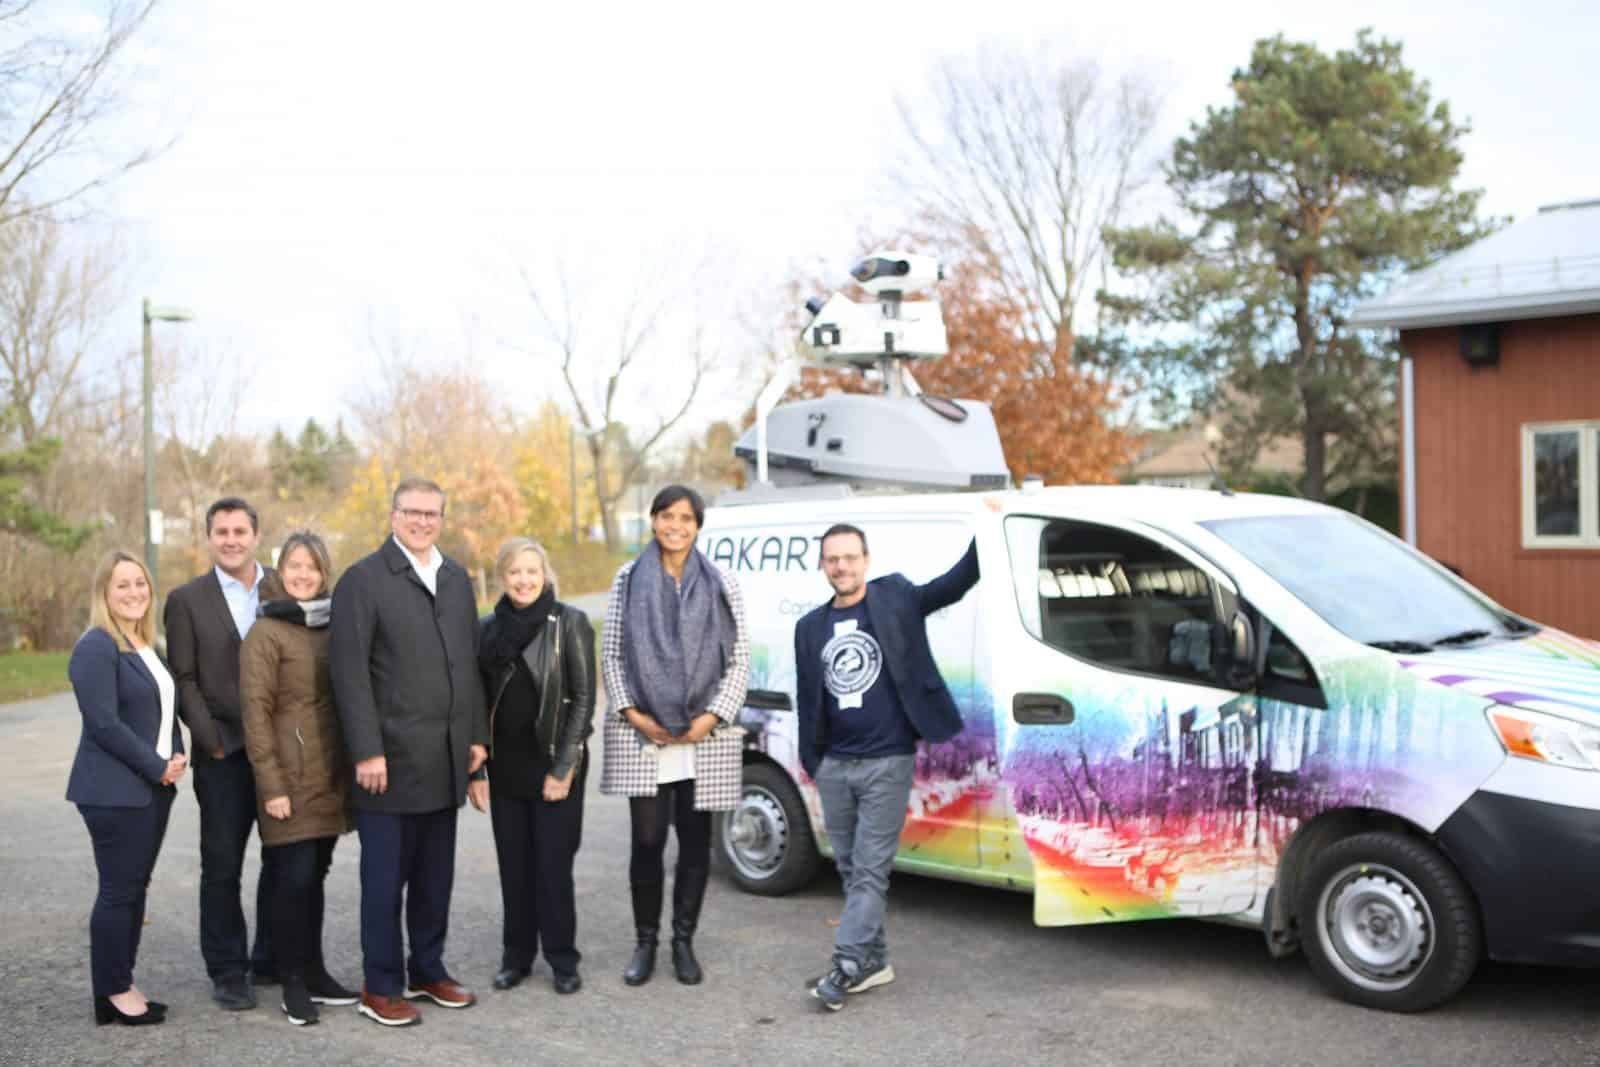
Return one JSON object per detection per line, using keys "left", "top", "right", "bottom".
{"left": 715, "top": 762, "right": 820, "bottom": 896}
{"left": 1298, "top": 831, "right": 1481, "bottom": 1012}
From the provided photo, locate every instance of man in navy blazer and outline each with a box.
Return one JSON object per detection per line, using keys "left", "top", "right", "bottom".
{"left": 793, "top": 525, "right": 979, "bottom": 1012}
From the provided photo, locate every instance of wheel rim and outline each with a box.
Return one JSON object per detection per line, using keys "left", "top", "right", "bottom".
{"left": 1315, "top": 863, "right": 1435, "bottom": 993}
{"left": 721, "top": 785, "right": 790, "bottom": 882}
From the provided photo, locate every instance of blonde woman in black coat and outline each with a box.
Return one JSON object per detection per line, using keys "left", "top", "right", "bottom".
{"left": 477, "top": 537, "right": 596, "bottom": 994}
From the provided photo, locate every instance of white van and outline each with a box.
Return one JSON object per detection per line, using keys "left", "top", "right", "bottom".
{"left": 703, "top": 485, "right": 1600, "bottom": 1012}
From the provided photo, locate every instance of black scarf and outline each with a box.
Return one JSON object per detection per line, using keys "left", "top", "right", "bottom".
{"left": 480, "top": 586, "right": 556, "bottom": 671}
{"left": 258, "top": 596, "right": 331, "bottom": 629}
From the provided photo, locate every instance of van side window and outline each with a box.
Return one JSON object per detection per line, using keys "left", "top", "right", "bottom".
{"left": 1005, "top": 516, "right": 1220, "bottom": 685}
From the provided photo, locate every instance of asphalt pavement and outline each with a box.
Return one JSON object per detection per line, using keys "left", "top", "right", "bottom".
{"left": 3, "top": 690, "right": 1596, "bottom": 1067}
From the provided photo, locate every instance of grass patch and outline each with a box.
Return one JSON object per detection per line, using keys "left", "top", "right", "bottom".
{"left": 0, "top": 650, "right": 72, "bottom": 705}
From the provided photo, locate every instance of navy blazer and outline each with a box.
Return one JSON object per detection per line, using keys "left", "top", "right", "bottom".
{"left": 65, "top": 627, "right": 184, "bottom": 808}
{"left": 794, "top": 538, "right": 979, "bottom": 778}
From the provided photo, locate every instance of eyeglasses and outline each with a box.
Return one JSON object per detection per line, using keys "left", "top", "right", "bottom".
{"left": 396, "top": 508, "right": 443, "bottom": 524}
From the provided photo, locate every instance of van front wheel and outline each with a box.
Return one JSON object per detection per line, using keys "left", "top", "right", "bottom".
{"left": 1298, "top": 831, "right": 1481, "bottom": 1012}
{"left": 715, "top": 762, "right": 820, "bottom": 896}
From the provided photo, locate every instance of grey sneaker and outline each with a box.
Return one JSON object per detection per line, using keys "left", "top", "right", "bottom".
{"left": 810, "top": 962, "right": 855, "bottom": 1012}
{"left": 847, "top": 958, "right": 895, "bottom": 994}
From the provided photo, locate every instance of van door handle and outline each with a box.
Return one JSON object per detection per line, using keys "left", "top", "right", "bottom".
{"left": 1013, "top": 692, "right": 1075, "bottom": 725}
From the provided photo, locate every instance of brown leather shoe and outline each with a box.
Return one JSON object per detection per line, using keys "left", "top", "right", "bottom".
{"left": 403, "top": 978, "right": 476, "bottom": 1009}
{"left": 357, "top": 990, "right": 421, "bottom": 1027}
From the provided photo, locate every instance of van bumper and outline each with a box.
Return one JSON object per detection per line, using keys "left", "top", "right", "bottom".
{"left": 1435, "top": 790, "right": 1600, "bottom": 967}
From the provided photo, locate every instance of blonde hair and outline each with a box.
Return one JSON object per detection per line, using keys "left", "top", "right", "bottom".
{"left": 495, "top": 536, "right": 558, "bottom": 598}
{"left": 89, "top": 550, "right": 157, "bottom": 651}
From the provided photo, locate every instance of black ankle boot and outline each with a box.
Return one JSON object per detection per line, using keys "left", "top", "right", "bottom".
{"left": 670, "top": 936, "right": 702, "bottom": 985}
{"left": 623, "top": 932, "right": 658, "bottom": 987}
{"left": 670, "top": 910, "right": 703, "bottom": 985}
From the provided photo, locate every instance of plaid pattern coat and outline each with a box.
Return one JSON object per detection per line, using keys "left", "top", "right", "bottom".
{"left": 599, "top": 557, "right": 749, "bottom": 811}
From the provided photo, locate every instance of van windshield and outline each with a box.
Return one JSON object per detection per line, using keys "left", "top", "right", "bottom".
{"left": 1199, "top": 513, "right": 1529, "bottom": 650}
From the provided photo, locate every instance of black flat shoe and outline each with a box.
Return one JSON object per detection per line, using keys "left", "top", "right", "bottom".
{"left": 552, "top": 973, "right": 582, "bottom": 995}
{"left": 95, "top": 997, "right": 165, "bottom": 1026}
{"left": 492, "top": 967, "right": 530, "bottom": 991}
{"left": 622, "top": 941, "right": 657, "bottom": 986}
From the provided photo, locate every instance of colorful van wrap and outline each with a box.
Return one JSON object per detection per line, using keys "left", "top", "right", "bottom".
{"left": 708, "top": 494, "right": 1598, "bottom": 933}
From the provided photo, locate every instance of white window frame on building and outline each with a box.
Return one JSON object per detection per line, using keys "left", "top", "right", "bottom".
{"left": 1521, "top": 420, "right": 1600, "bottom": 549}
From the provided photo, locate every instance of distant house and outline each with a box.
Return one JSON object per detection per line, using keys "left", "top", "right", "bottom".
{"left": 1351, "top": 198, "right": 1600, "bottom": 638}
{"left": 1125, "top": 416, "right": 1303, "bottom": 491}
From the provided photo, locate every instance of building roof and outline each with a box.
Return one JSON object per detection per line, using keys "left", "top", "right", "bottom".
{"left": 1126, "top": 419, "right": 1302, "bottom": 479}
{"left": 1351, "top": 198, "right": 1600, "bottom": 330}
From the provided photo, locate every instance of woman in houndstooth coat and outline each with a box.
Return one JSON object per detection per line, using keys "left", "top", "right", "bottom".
{"left": 599, "top": 484, "right": 748, "bottom": 989}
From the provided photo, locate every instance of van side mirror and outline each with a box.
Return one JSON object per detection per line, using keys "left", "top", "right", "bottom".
{"left": 1223, "top": 611, "right": 1258, "bottom": 689}
{"left": 1230, "top": 613, "right": 1253, "bottom": 663}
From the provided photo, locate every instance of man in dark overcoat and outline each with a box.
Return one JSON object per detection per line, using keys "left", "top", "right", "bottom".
{"left": 331, "top": 476, "right": 489, "bottom": 1028}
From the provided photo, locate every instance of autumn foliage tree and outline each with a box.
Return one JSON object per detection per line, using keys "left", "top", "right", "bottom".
{"left": 334, "top": 356, "right": 531, "bottom": 589}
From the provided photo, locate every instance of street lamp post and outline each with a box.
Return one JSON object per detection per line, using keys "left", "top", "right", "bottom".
{"left": 142, "top": 298, "right": 194, "bottom": 590}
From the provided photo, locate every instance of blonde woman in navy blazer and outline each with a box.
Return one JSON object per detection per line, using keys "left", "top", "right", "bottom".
{"left": 67, "top": 550, "right": 188, "bottom": 1026}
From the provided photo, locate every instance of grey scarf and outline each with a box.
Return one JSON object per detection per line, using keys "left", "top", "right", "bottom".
{"left": 622, "top": 540, "right": 735, "bottom": 737}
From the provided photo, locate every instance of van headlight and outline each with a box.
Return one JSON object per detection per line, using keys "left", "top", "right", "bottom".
{"left": 1486, "top": 704, "right": 1600, "bottom": 772}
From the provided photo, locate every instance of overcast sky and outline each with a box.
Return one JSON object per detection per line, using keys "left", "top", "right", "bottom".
{"left": 85, "top": 0, "right": 1600, "bottom": 438}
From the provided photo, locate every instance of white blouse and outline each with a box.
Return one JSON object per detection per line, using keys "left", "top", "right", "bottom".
{"left": 656, "top": 741, "right": 695, "bottom": 784}
{"left": 137, "top": 647, "right": 176, "bottom": 760}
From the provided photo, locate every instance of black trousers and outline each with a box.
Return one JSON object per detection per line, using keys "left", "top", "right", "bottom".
{"left": 262, "top": 836, "right": 337, "bottom": 979}
{"left": 355, "top": 807, "right": 457, "bottom": 997}
{"left": 628, "top": 779, "right": 710, "bottom": 938}
{"left": 489, "top": 751, "right": 587, "bottom": 976}
{"left": 192, "top": 749, "right": 275, "bottom": 980}
{"left": 78, "top": 787, "right": 175, "bottom": 998}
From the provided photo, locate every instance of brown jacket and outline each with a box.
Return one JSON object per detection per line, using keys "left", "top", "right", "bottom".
{"left": 240, "top": 611, "right": 352, "bottom": 846}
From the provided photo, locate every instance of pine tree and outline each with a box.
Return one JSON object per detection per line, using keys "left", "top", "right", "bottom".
{"left": 1103, "top": 31, "right": 1490, "bottom": 500}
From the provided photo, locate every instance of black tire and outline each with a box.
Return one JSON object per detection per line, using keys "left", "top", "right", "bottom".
{"left": 1298, "top": 830, "right": 1482, "bottom": 1012}
{"left": 714, "top": 761, "right": 821, "bottom": 896}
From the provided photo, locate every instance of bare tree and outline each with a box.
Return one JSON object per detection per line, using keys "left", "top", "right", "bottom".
{"left": 518, "top": 261, "right": 712, "bottom": 550}
{"left": 156, "top": 341, "right": 263, "bottom": 573}
{"left": 0, "top": 0, "right": 166, "bottom": 227}
{"left": 896, "top": 44, "right": 1162, "bottom": 361}
{"left": 0, "top": 211, "right": 120, "bottom": 441}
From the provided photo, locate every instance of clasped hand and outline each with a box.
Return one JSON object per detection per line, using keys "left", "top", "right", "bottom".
{"left": 159, "top": 753, "right": 187, "bottom": 786}
{"left": 624, "top": 708, "right": 718, "bottom": 746}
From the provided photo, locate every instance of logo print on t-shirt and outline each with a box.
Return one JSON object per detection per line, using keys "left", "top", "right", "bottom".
{"left": 822, "top": 628, "right": 882, "bottom": 705}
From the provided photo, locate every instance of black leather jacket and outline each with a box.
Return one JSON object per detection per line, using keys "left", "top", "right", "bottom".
{"left": 480, "top": 602, "right": 596, "bottom": 780}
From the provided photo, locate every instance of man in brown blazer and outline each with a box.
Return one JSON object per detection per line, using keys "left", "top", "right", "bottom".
{"left": 164, "top": 496, "right": 278, "bottom": 1011}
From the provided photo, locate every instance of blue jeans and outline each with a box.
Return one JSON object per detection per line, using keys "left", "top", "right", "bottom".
{"left": 814, "top": 753, "right": 915, "bottom": 970}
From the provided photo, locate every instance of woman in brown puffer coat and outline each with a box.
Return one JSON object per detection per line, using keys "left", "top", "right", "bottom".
{"left": 240, "top": 530, "right": 356, "bottom": 1026}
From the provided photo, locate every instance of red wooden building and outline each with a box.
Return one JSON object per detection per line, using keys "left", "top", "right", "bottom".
{"left": 1353, "top": 199, "right": 1600, "bottom": 638}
